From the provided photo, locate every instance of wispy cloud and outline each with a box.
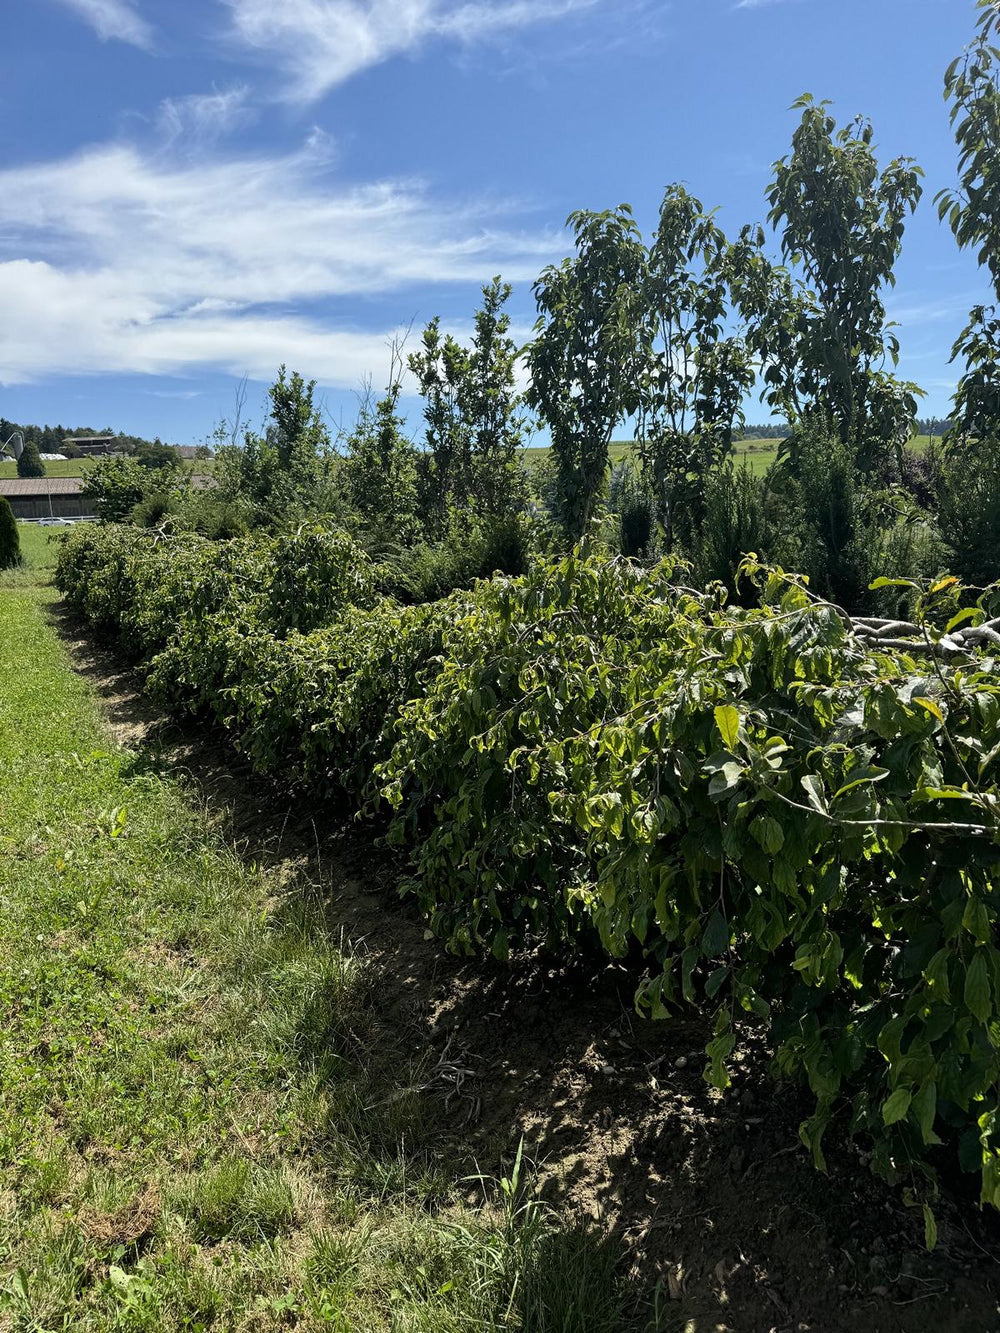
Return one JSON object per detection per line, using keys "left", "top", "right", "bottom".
{"left": 222, "top": 0, "right": 605, "bottom": 103}
{"left": 734, "top": 0, "right": 796, "bottom": 9}
{"left": 0, "top": 136, "right": 562, "bottom": 386}
{"left": 49, "top": 0, "right": 154, "bottom": 49}
{"left": 155, "top": 88, "right": 255, "bottom": 149}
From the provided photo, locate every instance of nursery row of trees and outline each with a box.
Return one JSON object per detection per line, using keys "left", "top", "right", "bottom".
{"left": 54, "top": 516, "right": 1000, "bottom": 1235}
{"left": 45, "top": 1, "right": 1000, "bottom": 1233}
{"left": 91, "top": 2, "right": 1000, "bottom": 612}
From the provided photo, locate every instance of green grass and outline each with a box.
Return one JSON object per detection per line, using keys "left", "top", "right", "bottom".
{"left": 519, "top": 433, "right": 938, "bottom": 479}
{"left": 0, "top": 561, "right": 634, "bottom": 1329}
{"left": 0, "top": 459, "right": 99, "bottom": 479}
{"left": 0, "top": 459, "right": 213, "bottom": 480}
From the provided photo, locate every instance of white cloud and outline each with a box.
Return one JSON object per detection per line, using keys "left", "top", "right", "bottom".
{"left": 0, "top": 137, "right": 561, "bottom": 387}
{"left": 155, "top": 88, "right": 255, "bottom": 148}
{"left": 50, "top": 0, "right": 154, "bottom": 48}
{"left": 223, "top": 0, "right": 604, "bottom": 103}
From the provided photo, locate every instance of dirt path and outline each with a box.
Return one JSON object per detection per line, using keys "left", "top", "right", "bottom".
{"left": 51, "top": 601, "right": 1000, "bottom": 1333}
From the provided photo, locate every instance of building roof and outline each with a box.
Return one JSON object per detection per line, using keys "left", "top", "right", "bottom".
{"left": 63, "top": 437, "right": 116, "bottom": 445}
{"left": 0, "top": 478, "right": 85, "bottom": 496}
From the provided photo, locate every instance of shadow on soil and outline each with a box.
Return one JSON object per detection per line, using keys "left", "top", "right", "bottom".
{"left": 48, "top": 600, "right": 1000, "bottom": 1333}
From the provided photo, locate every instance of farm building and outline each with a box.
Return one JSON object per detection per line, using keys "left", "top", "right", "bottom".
{"left": 0, "top": 477, "right": 96, "bottom": 520}
{"left": 62, "top": 437, "right": 119, "bottom": 457}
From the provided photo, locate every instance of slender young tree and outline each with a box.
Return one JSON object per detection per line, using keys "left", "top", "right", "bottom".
{"left": 345, "top": 342, "right": 419, "bottom": 543}
{"left": 461, "top": 277, "right": 529, "bottom": 520}
{"left": 409, "top": 316, "right": 470, "bottom": 536}
{"left": 527, "top": 205, "right": 647, "bottom": 541}
{"left": 637, "top": 184, "right": 754, "bottom": 544}
{"left": 409, "top": 278, "right": 528, "bottom": 535}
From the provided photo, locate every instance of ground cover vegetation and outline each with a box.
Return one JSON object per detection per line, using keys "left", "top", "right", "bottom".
{"left": 1, "top": 532, "right": 635, "bottom": 1331}
{"left": 44, "top": 0, "right": 1000, "bottom": 1265}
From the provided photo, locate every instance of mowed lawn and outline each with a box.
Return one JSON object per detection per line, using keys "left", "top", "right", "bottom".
{"left": 0, "top": 459, "right": 100, "bottom": 479}
{"left": 0, "top": 532, "right": 628, "bottom": 1331}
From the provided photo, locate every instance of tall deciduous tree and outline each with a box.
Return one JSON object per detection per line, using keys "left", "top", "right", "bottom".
{"left": 637, "top": 184, "right": 754, "bottom": 544}
{"left": 938, "top": 0, "right": 1000, "bottom": 444}
{"left": 527, "top": 206, "right": 646, "bottom": 540}
{"left": 734, "top": 97, "right": 923, "bottom": 468}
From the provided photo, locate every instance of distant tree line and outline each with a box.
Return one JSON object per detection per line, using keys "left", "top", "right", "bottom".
{"left": 737, "top": 425, "right": 793, "bottom": 440}
{"left": 916, "top": 418, "right": 953, "bottom": 437}
{"left": 1, "top": 419, "right": 147, "bottom": 457}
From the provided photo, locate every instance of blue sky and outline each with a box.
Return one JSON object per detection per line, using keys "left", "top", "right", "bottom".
{"left": 0, "top": 0, "right": 985, "bottom": 443}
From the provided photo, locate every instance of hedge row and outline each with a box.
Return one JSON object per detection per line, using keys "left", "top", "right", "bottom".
{"left": 57, "top": 524, "right": 1000, "bottom": 1220}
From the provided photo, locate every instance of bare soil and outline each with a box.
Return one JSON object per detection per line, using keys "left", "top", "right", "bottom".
{"left": 51, "top": 603, "right": 1000, "bottom": 1333}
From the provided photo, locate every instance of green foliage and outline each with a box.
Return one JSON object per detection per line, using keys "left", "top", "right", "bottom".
{"left": 527, "top": 206, "right": 646, "bottom": 539}
{"left": 377, "top": 511, "right": 530, "bottom": 605}
{"left": 788, "top": 423, "right": 882, "bottom": 607}
{"left": 377, "top": 552, "right": 1000, "bottom": 1209}
{"left": 939, "top": 6, "right": 1000, "bottom": 444}
{"left": 0, "top": 497, "right": 21, "bottom": 569}
{"left": 344, "top": 354, "right": 419, "bottom": 545}
{"left": 133, "top": 439, "right": 181, "bottom": 471}
{"left": 637, "top": 185, "right": 754, "bottom": 541}
{"left": 268, "top": 364, "right": 328, "bottom": 470}
{"left": 81, "top": 456, "right": 160, "bottom": 523}
{"left": 608, "top": 460, "right": 656, "bottom": 559}
{"left": 937, "top": 441, "right": 1000, "bottom": 586}
{"left": 939, "top": 2, "right": 1000, "bottom": 291}
{"left": 130, "top": 489, "right": 178, "bottom": 529}
{"left": 732, "top": 97, "right": 922, "bottom": 466}
{"left": 694, "top": 462, "right": 768, "bottom": 599}
{"left": 16, "top": 437, "right": 45, "bottom": 479}
{"left": 215, "top": 365, "right": 334, "bottom": 529}
{"left": 58, "top": 525, "right": 1000, "bottom": 1216}
{"left": 409, "top": 278, "right": 529, "bottom": 536}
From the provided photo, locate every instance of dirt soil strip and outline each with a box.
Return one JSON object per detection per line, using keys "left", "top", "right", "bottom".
{"left": 51, "top": 601, "right": 1000, "bottom": 1333}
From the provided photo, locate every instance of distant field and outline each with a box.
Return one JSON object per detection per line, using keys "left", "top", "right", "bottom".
{"left": 0, "top": 457, "right": 211, "bottom": 480}
{"left": 1, "top": 436, "right": 938, "bottom": 485}
{"left": 0, "top": 458, "right": 98, "bottom": 479}
{"left": 519, "top": 433, "right": 936, "bottom": 478}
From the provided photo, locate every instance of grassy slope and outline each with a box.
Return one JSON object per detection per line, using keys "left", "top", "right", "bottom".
{"left": 0, "top": 539, "right": 628, "bottom": 1330}
{"left": 0, "top": 460, "right": 99, "bottom": 480}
